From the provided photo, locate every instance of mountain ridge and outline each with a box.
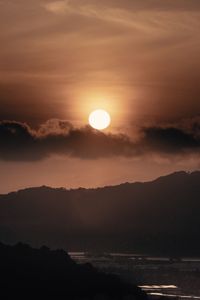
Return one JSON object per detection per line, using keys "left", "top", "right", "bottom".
{"left": 0, "top": 170, "right": 200, "bottom": 255}
{"left": 0, "top": 241, "right": 146, "bottom": 300}
{"left": 1, "top": 170, "right": 198, "bottom": 197}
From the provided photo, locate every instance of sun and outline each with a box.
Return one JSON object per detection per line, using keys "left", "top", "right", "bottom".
{"left": 89, "top": 109, "right": 111, "bottom": 130}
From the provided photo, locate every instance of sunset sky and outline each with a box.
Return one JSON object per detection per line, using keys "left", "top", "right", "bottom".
{"left": 1, "top": 0, "right": 200, "bottom": 193}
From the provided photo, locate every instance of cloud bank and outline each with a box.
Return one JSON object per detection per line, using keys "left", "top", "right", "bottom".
{"left": 0, "top": 119, "right": 200, "bottom": 161}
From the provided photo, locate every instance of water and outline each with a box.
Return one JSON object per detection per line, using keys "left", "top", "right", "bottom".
{"left": 69, "top": 252, "right": 200, "bottom": 299}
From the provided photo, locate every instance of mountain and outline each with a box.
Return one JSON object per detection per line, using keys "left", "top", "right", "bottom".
{"left": 0, "top": 242, "right": 146, "bottom": 299}
{"left": 0, "top": 171, "right": 200, "bottom": 255}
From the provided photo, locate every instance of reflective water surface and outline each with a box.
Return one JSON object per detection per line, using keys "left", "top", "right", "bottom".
{"left": 69, "top": 252, "right": 200, "bottom": 299}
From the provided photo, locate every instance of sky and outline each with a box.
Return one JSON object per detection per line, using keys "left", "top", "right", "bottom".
{"left": 1, "top": 0, "right": 200, "bottom": 193}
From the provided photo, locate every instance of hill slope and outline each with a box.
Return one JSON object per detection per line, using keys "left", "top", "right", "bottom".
{"left": 0, "top": 171, "right": 200, "bottom": 255}
{"left": 0, "top": 242, "right": 146, "bottom": 299}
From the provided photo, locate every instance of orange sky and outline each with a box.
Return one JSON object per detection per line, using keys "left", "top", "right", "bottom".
{"left": 0, "top": 0, "right": 200, "bottom": 192}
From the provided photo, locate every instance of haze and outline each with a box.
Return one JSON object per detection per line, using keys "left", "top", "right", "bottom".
{"left": 1, "top": 0, "right": 200, "bottom": 193}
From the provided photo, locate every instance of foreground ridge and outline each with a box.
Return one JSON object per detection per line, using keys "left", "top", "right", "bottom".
{"left": 0, "top": 242, "right": 147, "bottom": 300}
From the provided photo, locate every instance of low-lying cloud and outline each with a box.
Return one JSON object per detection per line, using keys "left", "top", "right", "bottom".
{"left": 0, "top": 118, "right": 200, "bottom": 161}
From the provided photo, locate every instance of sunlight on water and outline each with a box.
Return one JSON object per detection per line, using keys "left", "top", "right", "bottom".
{"left": 140, "top": 285, "right": 178, "bottom": 289}
{"left": 150, "top": 293, "right": 200, "bottom": 299}
{"left": 68, "top": 252, "right": 200, "bottom": 299}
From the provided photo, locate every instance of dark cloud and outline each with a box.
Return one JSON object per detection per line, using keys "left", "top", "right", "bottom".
{"left": 0, "top": 118, "right": 200, "bottom": 161}
{"left": 143, "top": 126, "right": 199, "bottom": 153}
{"left": 0, "top": 120, "right": 138, "bottom": 161}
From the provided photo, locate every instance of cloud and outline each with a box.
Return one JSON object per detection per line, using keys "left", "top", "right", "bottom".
{"left": 0, "top": 118, "right": 200, "bottom": 161}
{"left": 0, "top": 120, "right": 138, "bottom": 161}
{"left": 43, "top": 1, "right": 69, "bottom": 14}
{"left": 43, "top": 1, "right": 200, "bottom": 15}
{"left": 42, "top": 0, "right": 200, "bottom": 36}
{"left": 143, "top": 126, "right": 199, "bottom": 153}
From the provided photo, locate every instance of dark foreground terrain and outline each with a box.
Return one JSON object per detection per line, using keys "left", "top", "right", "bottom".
{"left": 0, "top": 242, "right": 147, "bottom": 300}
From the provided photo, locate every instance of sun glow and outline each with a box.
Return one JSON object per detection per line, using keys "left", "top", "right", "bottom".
{"left": 89, "top": 109, "right": 111, "bottom": 130}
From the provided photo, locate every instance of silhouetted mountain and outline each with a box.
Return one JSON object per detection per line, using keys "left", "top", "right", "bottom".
{"left": 0, "top": 242, "right": 146, "bottom": 299}
{"left": 0, "top": 171, "right": 200, "bottom": 255}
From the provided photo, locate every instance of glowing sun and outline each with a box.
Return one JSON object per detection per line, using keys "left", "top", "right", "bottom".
{"left": 89, "top": 109, "right": 111, "bottom": 130}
